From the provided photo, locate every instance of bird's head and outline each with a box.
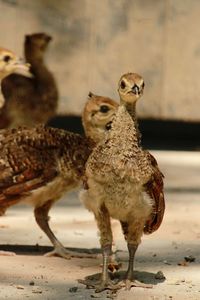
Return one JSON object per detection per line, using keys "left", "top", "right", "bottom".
{"left": 25, "top": 33, "right": 52, "bottom": 60}
{"left": 82, "top": 92, "right": 118, "bottom": 143}
{"left": 0, "top": 47, "right": 31, "bottom": 80}
{"left": 118, "top": 72, "right": 145, "bottom": 104}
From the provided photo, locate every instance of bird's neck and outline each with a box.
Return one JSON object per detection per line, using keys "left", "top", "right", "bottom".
{"left": 120, "top": 99, "right": 141, "bottom": 144}
{"left": 29, "top": 59, "right": 48, "bottom": 76}
{"left": 27, "top": 56, "right": 55, "bottom": 87}
{"left": 25, "top": 48, "right": 47, "bottom": 75}
{"left": 102, "top": 105, "right": 139, "bottom": 162}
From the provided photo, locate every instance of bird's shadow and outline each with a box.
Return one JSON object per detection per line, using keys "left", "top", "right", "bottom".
{"left": 80, "top": 269, "right": 165, "bottom": 286}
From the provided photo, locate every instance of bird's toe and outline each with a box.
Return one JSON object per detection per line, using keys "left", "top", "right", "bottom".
{"left": 123, "top": 279, "right": 153, "bottom": 290}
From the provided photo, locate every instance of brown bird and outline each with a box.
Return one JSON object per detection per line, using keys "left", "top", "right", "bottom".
{"left": 0, "top": 47, "right": 31, "bottom": 109}
{"left": 79, "top": 73, "right": 165, "bottom": 292}
{"left": 1, "top": 33, "right": 58, "bottom": 128}
{"left": 82, "top": 91, "right": 118, "bottom": 143}
{"left": 0, "top": 94, "right": 118, "bottom": 258}
{"left": 118, "top": 73, "right": 165, "bottom": 234}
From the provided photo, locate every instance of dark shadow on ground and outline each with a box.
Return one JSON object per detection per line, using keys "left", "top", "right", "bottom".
{"left": 0, "top": 244, "right": 101, "bottom": 255}
{"left": 80, "top": 270, "right": 165, "bottom": 285}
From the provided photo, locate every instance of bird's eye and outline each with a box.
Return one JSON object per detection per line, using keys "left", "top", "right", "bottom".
{"left": 3, "top": 55, "right": 11, "bottom": 63}
{"left": 120, "top": 80, "right": 126, "bottom": 89}
{"left": 141, "top": 81, "right": 145, "bottom": 88}
{"left": 100, "top": 105, "right": 109, "bottom": 113}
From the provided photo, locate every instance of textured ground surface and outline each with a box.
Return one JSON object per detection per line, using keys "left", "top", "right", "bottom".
{"left": 0, "top": 151, "right": 199, "bottom": 300}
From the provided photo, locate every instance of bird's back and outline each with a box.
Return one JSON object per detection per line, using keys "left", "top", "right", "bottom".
{"left": 0, "top": 125, "right": 92, "bottom": 209}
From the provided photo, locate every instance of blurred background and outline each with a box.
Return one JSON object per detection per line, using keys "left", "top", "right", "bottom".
{"left": 0, "top": 2, "right": 199, "bottom": 298}
{"left": 1, "top": 0, "right": 199, "bottom": 150}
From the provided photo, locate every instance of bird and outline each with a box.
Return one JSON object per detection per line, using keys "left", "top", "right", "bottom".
{"left": 79, "top": 73, "right": 165, "bottom": 292}
{"left": 82, "top": 91, "right": 118, "bottom": 144}
{"left": 0, "top": 33, "right": 58, "bottom": 128}
{"left": 0, "top": 93, "right": 119, "bottom": 259}
{"left": 0, "top": 47, "right": 31, "bottom": 110}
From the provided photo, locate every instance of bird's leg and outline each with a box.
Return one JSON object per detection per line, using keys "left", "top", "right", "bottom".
{"left": 126, "top": 243, "right": 137, "bottom": 280}
{"left": 34, "top": 200, "right": 96, "bottom": 259}
{"left": 124, "top": 243, "right": 152, "bottom": 289}
{"left": 79, "top": 205, "right": 119, "bottom": 292}
{"left": 122, "top": 222, "right": 153, "bottom": 290}
{"left": 96, "top": 244, "right": 116, "bottom": 292}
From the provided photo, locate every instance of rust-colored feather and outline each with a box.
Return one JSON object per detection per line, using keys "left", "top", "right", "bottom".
{"left": 143, "top": 152, "right": 165, "bottom": 234}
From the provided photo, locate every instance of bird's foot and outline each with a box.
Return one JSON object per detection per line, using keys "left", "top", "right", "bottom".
{"left": 44, "top": 247, "right": 71, "bottom": 259}
{"left": 78, "top": 274, "right": 121, "bottom": 293}
{"left": 44, "top": 246, "right": 97, "bottom": 260}
{"left": 122, "top": 279, "right": 153, "bottom": 290}
{"left": 0, "top": 250, "right": 16, "bottom": 256}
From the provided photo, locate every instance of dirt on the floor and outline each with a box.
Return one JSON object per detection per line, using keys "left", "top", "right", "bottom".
{"left": 0, "top": 190, "right": 200, "bottom": 300}
{"left": 0, "top": 151, "right": 200, "bottom": 300}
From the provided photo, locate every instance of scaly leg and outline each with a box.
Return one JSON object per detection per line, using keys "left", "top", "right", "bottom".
{"left": 79, "top": 205, "right": 119, "bottom": 292}
{"left": 34, "top": 200, "right": 96, "bottom": 259}
{"left": 121, "top": 221, "right": 152, "bottom": 290}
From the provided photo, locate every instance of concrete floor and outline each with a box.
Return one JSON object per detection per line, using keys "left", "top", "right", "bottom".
{"left": 0, "top": 151, "right": 200, "bottom": 300}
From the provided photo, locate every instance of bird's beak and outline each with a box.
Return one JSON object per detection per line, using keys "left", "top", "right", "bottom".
{"left": 131, "top": 85, "right": 140, "bottom": 95}
{"left": 13, "top": 59, "right": 33, "bottom": 78}
{"left": 46, "top": 35, "right": 52, "bottom": 43}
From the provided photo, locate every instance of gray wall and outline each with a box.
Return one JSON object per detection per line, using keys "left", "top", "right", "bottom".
{"left": 1, "top": 0, "right": 200, "bottom": 121}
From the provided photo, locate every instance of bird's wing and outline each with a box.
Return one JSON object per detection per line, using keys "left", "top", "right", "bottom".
{"left": 143, "top": 151, "right": 165, "bottom": 234}
{"left": 0, "top": 126, "right": 60, "bottom": 205}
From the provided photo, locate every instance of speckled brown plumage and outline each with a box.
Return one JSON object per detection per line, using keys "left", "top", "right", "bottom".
{"left": 83, "top": 91, "right": 165, "bottom": 235}
{"left": 1, "top": 33, "right": 58, "bottom": 128}
{"left": 0, "top": 124, "right": 93, "bottom": 258}
{"left": 118, "top": 73, "right": 165, "bottom": 234}
{"left": 0, "top": 94, "right": 119, "bottom": 258}
{"left": 0, "top": 125, "right": 91, "bottom": 193}
{"left": 80, "top": 73, "right": 165, "bottom": 292}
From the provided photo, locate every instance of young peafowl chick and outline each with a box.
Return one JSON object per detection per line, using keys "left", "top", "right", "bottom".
{"left": 0, "top": 93, "right": 119, "bottom": 259}
{"left": 79, "top": 73, "right": 165, "bottom": 292}
{"left": 0, "top": 47, "right": 31, "bottom": 110}
{"left": 1, "top": 33, "right": 58, "bottom": 128}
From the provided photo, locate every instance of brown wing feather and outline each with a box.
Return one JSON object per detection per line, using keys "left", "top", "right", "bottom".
{"left": 143, "top": 151, "right": 165, "bottom": 234}
{"left": 0, "top": 126, "right": 63, "bottom": 207}
{"left": 0, "top": 125, "right": 92, "bottom": 216}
